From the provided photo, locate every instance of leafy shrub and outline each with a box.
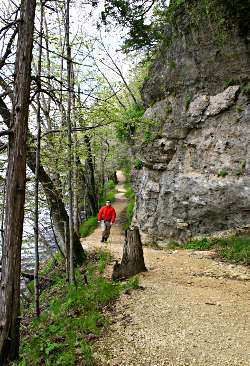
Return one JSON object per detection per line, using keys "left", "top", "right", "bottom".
{"left": 124, "top": 185, "right": 135, "bottom": 200}
{"left": 99, "top": 179, "right": 116, "bottom": 207}
{"left": 185, "top": 238, "right": 212, "bottom": 250}
{"left": 105, "top": 179, "right": 116, "bottom": 190}
{"left": 79, "top": 215, "right": 98, "bottom": 238}
{"left": 134, "top": 159, "right": 143, "bottom": 170}
{"left": 144, "top": 129, "right": 153, "bottom": 141}
{"left": 116, "top": 103, "right": 145, "bottom": 141}
{"left": 105, "top": 190, "right": 116, "bottom": 203}
{"left": 18, "top": 255, "right": 123, "bottom": 366}
{"left": 98, "top": 250, "right": 111, "bottom": 274}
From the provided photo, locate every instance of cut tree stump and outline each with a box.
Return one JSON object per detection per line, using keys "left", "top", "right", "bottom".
{"left": 112, "top": 227, "right": 147, "bottom": 281}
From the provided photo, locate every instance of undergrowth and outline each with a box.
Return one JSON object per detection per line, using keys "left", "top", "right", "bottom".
{"left": 168, "top": 235, "right": 250, "bottom": 265}
{"left": 80, "top": 179, "right": 117, "bottom": 238}
{"left": 15, "top": 249, "right": 140, "bottom": 366}
{"left": 99, "top": 179, "right": 117, "bottom": 207}
{"left": 214, "top": 235, "right": 250, "bottom": 265}
{"left": 79, "top": 215, "right": 98, "bottom": 238}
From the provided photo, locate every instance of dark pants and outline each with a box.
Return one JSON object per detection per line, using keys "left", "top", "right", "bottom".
{"left": 102, "top": 221, "right": 111, "bottom": 240}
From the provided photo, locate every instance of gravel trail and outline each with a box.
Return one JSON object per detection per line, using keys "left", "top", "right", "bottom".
{"left": 81, "top": 171, "right": 250, "bottom": 366}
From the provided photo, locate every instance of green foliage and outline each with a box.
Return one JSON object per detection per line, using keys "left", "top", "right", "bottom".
{"left": 124, "top": 185, "right": 135, "bottom": 200}
{"left": 79, "top": 215, "right": 98, "bottom": 238}
{"left": 39, "top": 252, "right": 64, "bottom": 277}
{"left": 104, "top": 180, "right": 116, "bottom": 202}
{"left": 235, "top": 160, "right": 246, "bottom": 176}
{"left": 127, "top": 202, "right": 135, "bottom": 226}
{"left": 242, "top": 83, "right": 250, "bottom": 98}
{"left": 171, "top": 0, "right": 185, "bottom": 6}
{"left": 217, "top": 170, "right": 228, "bottom": 177}
{"left": 185, "top": 95, "right": 192, "bottom": 111}
{"left": 116, "top": 103, "right": 145, "bottom": 141}
{"left": 104, "top": 190, "right": 116, "bottom": 203}
{"left": 167, "top": 234, "right": 250, "bottom": 265}
{"left": 224, "top": 79, "right": 239, "bottom": 89}
{"left": 144, "top": 129, "right": 153, "bottom": 142}
{"left": 99, "top": 179, "right": 116, "bottom": 207}
{"left": 236, "top": 105, "right": 244, "bottom": 114}
{"left": 165, "top": 104, "right": 173, "bottom": 115}
{"left": 214, "top": 235, "right": 250, "bottom": 265}
{"left": 105, "top": 179, "right": 116, "bottom": 190}
{"left": 124, "top": 275, "right": 140, "bottom": 290}
{"left": 240, "top": 160, "right": 246, "bottom": 170}
{"left": 101, "top": 0, "right": 168, "bottom": 52}
{"left": 169, "top": 60, "right": 176, "bottom": 70}
{"left": 26, "top": 280, "right": 34, "bottom": 294}
{"left": 134, "top": 159, "right": 143, "bottom": 170}
{"left": 98, "top": 249, "right": 111, "bottom": 274}
{"left": 18, "top": 255, "right": 123, "bottom": 366}
{"left": 166, "top": 0, "right": 250, "bottom": 50}
{"left": 185, "top": 238, "right": 212, "bottom": 250}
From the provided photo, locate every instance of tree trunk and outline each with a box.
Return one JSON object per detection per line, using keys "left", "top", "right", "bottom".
{"left": 34, "top": 0, "right": 44, "bottom": 319}
{"left": 72, "top": 76, "right": 79, "bottom": 234}
{"left": 112, "top": 227, "right": 147, "bottom": 281}
{"left": 0, "top": 0, "right": 36, "bottom": 363}
{"left": 84, "top": 135, "right": 98, "bottom": 213}
{"left": 77, "top": 157, "right": 97, "bottom": 216}
{"left": 27, "top": 149, "right": 86, "bottom": 265}
{"left": 0, "top": 93, "right": 85, "bottom": 266}
{"left": 65, "top": 0, "right": 75, "bottom": 284}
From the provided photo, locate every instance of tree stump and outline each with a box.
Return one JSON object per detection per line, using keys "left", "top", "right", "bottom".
{"left": 112, "top": 227, "right": 147, "bottom": 280}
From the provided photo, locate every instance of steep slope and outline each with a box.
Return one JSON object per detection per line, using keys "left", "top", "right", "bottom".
{"left": 132, "top": 0, "right": 250, "bottom": 242}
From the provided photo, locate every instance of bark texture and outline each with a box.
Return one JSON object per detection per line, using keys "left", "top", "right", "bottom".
{"left": 27, "top": 150, "right": 86, "bottom": 264}
{"left": 84, "top": 135, "right": 98, "bottom": 213}
{"left": 112, "top": 227, "right": 147, "bottom": 280}
{"left": 0, "top": 0, "right": 36, "bottom": 363}
{"left": 133, "top": 0, "right": 250, "bottom": 243}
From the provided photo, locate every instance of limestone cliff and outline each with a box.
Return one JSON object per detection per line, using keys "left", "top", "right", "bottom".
{"left": 132, "top": 0, "right": 250, "bottom": 243}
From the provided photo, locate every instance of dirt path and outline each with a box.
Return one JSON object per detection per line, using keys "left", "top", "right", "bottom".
{"left": 81, "top": 171, "right": 250, "bottom": 366}
{"left": 81, "top": 171, "right": 126, "bottom": 260}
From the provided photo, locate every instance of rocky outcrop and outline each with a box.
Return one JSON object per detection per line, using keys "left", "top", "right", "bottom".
{"left": 132, "top": 0, "right": 250, "bottom": 243}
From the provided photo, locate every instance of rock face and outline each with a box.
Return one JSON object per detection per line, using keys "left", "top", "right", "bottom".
{"left": 132, "top": 0, "right": 250, "bottom": 243}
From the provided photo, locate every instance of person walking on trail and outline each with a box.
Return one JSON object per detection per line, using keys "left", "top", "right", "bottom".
{"left": 98, "top": 200, "right": 116, "bottom": 242}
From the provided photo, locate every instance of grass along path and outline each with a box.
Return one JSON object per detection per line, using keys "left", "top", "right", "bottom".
{"left": 81, "top": 170, "right": 127, "bottom": 263}
{"left": 81, "top": 172, "right": 250, "bottom": 366}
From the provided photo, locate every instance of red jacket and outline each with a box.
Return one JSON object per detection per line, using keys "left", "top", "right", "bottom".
{"left": 98, "top": 206, "right": 116, "bottom": 224}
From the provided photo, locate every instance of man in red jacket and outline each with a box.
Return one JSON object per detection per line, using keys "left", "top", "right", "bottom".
{"left": 98, "top": 200, "right": 116, "bottom": 242}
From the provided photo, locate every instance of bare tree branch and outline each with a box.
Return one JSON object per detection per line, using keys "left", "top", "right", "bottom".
{"left": 0, "top": 28, "right": 18, "bottom": 71}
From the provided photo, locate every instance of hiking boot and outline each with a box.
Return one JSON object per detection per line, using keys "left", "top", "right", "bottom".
{"left": 104, "top": 238, "right": 108, "bottom": 242}
{"left": 101, "top": 238, "right": 104, "bottom": 243}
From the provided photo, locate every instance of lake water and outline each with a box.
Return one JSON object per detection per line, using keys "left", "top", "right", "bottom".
{"left": 0, "top": 213, "right": 58, "bottom": 289}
